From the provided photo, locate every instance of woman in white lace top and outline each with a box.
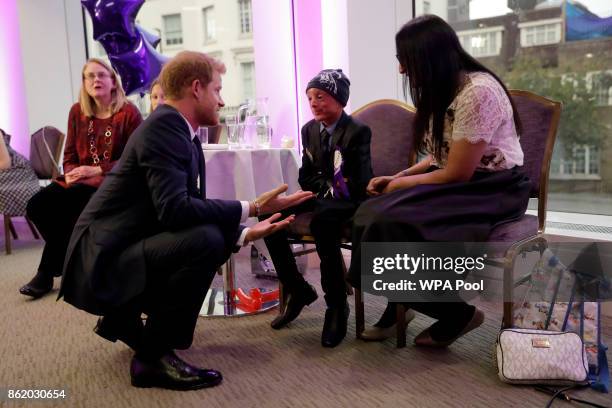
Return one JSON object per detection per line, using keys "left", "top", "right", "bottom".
{"left": 347, "top": 15, "right": 532, "bottom": 346}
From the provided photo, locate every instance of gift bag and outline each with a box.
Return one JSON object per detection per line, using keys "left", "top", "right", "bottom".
{"left": 512, "top": 248, "right": 609, "bottom": 392}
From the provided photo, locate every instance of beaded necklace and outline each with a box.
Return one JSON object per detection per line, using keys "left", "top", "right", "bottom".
{"left": 87, "top": 119, "right": 112, "bottom": 165}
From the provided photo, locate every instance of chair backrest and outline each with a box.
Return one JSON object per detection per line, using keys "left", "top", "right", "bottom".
{"left": 509, "top": 90, "right": 562, "bottom": 231}
{"left": 352, "top": 99, "right": 417, "bottom": 177}
{"left": 29, "top": 126, "right": 65, "bottom": 179}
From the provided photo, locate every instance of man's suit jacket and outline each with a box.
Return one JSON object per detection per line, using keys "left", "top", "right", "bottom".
{"left": 298, "top": 112, "right": 373, "bottom": 203}
{"left": 59, "top": 104, "right": 244, "bottom": 315}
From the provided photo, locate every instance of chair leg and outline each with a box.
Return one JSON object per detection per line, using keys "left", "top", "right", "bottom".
{"left": 8, "top": 218, "right": 18, "bottom": 240}
{"left": 4, "top": 215, "right": 12, "bottom": 255}
{"left": 396, "top": 303, "right": 407, "bottom": 348}
{"left": 355, "top": 288, "right": 364, "bottom": 339}
{"left": 340, "top": 254, "right": 353, "bottom": 295}
{"left": 25, "top": 216, "right": 40, "bottom": 239}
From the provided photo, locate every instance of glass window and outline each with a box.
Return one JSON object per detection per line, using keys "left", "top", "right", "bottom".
{"left": 520, "top": 22, "right": 561, "bottom": 47}
{"left": 419, "top": 0, "right": 612, "bottom": 215}
{"left": 84, "top": 0, "right": 259, "bottom": 123}
{"left": 458, "top": 29, "right": 502, "bottom": 57}
{"left": 588, "top": 71, "right": 612, "bottom": 107}
{"left": 163, "top": 14, "right": 183, "bottom": 46}
{"left": 203, "top": 6, "right": 216, "bottom": 43}
{"left": 241, "top": 61, "right": 255, "bottom": 102}
{"left": 238, "top": 0, "right": 252, "bottom": 34}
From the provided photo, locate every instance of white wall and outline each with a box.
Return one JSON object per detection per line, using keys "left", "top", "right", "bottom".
{"left": 331, "top": 0, "right": 413, "bottom": 112}
{"left": 17, "top": 0, "right": 86, "bottom": 136}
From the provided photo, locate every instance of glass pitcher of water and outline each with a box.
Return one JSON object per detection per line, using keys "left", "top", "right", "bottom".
{"left": 242, "top": 97, "right": 271, "bottom": 149}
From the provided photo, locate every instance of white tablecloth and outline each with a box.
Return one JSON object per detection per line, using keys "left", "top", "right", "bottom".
{"left": 202, "top": 147, "right": 301, "bottom": 275}
{"left": 203, "top": 147, "right": 300, "bottom": 201}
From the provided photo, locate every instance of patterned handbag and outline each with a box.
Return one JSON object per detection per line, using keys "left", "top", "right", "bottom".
{"left": 496, "top": 328, "right": 589, "bottom": 386}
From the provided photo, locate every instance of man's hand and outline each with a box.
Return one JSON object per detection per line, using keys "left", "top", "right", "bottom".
{"left": 250, "top": 184, "right": 314, "bottom": 216}
{"left": 366, "top": 176, "right": 395, "bottom": 196}
{"left": 244, "top": 213, "right": 295, "bottom": 243}
{"left": 65, "top": 165, "right": 102, "bottom": 184}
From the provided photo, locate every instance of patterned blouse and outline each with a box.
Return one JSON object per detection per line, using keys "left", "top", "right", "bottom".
{"left": 425, "top": 71, "right": 524, "bottom": 172}
{"left": 63, "top": 102, "right": 142, "bottom": 178}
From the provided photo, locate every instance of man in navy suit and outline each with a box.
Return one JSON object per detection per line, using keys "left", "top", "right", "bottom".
{"left": 59, "top": 51, "right": 313, "bottom": 390}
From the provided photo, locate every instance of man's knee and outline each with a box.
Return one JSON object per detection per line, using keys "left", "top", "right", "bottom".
{"left": 189, "top": 224, "right": 231, "bottom": 269}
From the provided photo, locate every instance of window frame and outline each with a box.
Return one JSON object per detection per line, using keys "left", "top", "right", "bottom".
{"left": 518, "top": 18, "right": 562, "bottom": 48}
{"left": 163, "top": 13, "right": 183, "bottom": 47}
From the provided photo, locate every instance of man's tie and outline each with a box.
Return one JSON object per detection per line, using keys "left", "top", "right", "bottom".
{"left": 321, "top": 128, "right": 331, "bottom": 163}
{"left": 192, "top": 138, "right": 206, "bottom": 198}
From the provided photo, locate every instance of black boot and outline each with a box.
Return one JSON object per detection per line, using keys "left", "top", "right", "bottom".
{"left": 321, "top": 301, "right": 349, "bottom": 348}
{"left": 270, "top": 283, "right": 318, "bottom": 330}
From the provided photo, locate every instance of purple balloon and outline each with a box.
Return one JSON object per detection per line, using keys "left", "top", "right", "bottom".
{"left": 81, "top": 0, "right": 143, "bottom": 51}
{"left": 136, "top": 24, "right": 161, "bottom": 50}
{"left": 109, "top": 37, "right": 169, "bottom": 95}
{"left": 97, "top": 33, "right": 135, "bottom": 55}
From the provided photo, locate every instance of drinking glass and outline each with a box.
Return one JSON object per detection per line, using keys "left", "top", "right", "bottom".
{"left": 197, "top": 127, "right": 208, "bottom": 146}
{"left": 256, "top": 119, "right": 272, "bottom": 148}
{"left": 227, "top": 124, "right": 243, "bottom": 150}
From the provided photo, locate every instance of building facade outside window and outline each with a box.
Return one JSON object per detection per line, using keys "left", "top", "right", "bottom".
{"left": 238, "top": 0, "right": 252, "bottom": 35}
{"left": 203, "top": 6, "right": 216, "bottom": 43}
{"left": 458, "top": 27, "right": 503, "bottom": 57}
{"left": 241, "top": 61, "right": 255, "bottom": 102}
{"left": 85, "top": 0, "right": 257, "bottom": 129}
{"left": 419, "top": 0, "right": 612, "bottom": 216}
{"left": 519, "top": 20, "right": 562, "bottom": 47}
{"left": 587, "top": 70, "right": 612, "bottom": 107}
{"left": 163, "top": 14, "right": 183, "bottom": 46}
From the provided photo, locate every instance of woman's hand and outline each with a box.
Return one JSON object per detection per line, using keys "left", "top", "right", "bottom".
{"left": 382, "top": 176, "right": 419, "bottom": 194}
{"left": 65, "top": 165, "right": 102, "bottom": 184}
{"left": 366, "top": 176, "right": 395, "bottom": 196}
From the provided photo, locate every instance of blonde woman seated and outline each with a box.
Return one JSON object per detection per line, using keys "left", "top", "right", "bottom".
{"left": 19, "top": 58, "right": 142, "bottom": 299}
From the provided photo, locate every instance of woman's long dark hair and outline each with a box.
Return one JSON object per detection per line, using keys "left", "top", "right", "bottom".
{"left": 396, "top": 15, "right": 521, "bottom": 161}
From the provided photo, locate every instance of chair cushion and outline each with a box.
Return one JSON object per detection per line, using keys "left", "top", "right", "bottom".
{"left": 485, "top": 215, "right": 539, "bottom": 255}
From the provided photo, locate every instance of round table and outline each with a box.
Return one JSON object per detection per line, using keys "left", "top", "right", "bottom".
{"left": 199, "top": 147, "right": 300, "bottom": 317}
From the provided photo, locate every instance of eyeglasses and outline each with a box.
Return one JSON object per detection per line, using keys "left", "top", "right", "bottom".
{"left": 84, "top": 72, "right": 110, "bottom": 81}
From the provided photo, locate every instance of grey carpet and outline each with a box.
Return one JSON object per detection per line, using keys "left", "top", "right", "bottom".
{"left": 1, "top": 218, "right": 610, "bottom": 408}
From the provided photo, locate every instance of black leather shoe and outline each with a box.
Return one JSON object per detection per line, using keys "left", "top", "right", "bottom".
{"left": 270, "top": 284, "right": 318, "bottom": 330}
{"left": 19, "top": 276, "right": 53, "bottom": 299}
{"left": 130, "top": 351, "right": 222, "bottom": 390}
{"left": 321, "top": 302, "right": 349, "bottom": 348}
{"left": 94, "top": 316, "right": 144, "bottom": 351}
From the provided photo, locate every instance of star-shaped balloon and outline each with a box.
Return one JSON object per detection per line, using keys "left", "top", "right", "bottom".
{"left": 136, "top": 24, "right": 161, "bottom": 49}
{"left": 109, "top": 37, "right": 170, "bottom": 95}
{"left": 81, "top": 0, "right": 143, "bottom": 43}
{"left": 81, "top": 0, "right": 168, "bottom": 96}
